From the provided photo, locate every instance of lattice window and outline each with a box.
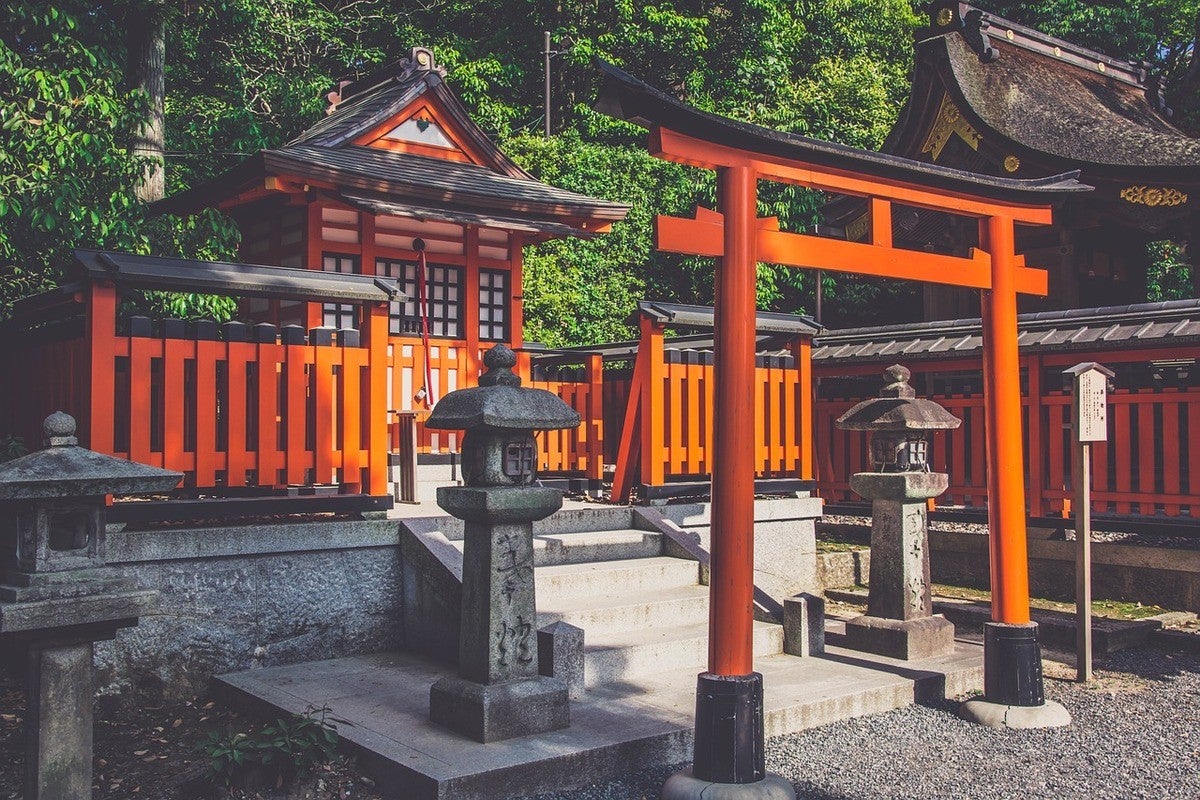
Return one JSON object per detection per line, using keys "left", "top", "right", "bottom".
{"left": 479, "top": 269, "right": 509, "bottom": 342}
{"left": 377, "top": 258, "right": 462, "bottom": 338}
{"left": 322, "top": 253, "right": 360, "bottom": 329}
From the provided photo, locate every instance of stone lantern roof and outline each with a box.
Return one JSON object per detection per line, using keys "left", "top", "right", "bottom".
{"left": 835, "top": 365, "right": 962, "bottom": 432}
{"left": 426, "top": 347, "right": 581, "bottom": 431}
{"left": 0, "top": 412, "right": 182, "bottom": 500}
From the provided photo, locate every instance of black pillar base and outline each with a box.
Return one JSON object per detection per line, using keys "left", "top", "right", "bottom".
{"left": 983, "top": 621, "right": 1044, "bottom": 706}
{"left": 692, "top": 672, "right": 765, "bottom": 784}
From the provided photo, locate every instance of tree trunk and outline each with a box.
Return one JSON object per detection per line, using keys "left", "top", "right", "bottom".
{"left": 127, "top": 1, "right": 166, "bottom": 203}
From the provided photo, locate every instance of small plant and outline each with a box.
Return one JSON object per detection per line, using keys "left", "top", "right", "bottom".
{"left": 202, "top": 705, "right": 338, "bottom": 789}
{"left": 0, "top": 435, "right": 27, "bottom": 463}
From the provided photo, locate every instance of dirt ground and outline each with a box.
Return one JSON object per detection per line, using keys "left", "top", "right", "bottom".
{"left": 0, "top": 668, "right": 383, "bottom": 800}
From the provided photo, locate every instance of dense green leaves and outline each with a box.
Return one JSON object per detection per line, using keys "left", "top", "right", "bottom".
{"left": 2, "top": 0, "right": 1197, "bottom": 337}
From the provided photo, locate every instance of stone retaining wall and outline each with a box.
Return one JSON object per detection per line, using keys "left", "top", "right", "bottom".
{"left": 818, "top": 530, "right": 1200, "bottom": 613}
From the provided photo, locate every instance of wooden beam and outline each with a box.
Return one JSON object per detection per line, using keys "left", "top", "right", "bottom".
{"left": 655, "top": 212, "right": 1050, "bottom": 296}
{"left": 650, "top": 128, "right": 1057, "bottom": 225}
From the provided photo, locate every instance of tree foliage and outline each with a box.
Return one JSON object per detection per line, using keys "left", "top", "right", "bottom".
{"left": 2, "top": 0, "right": 1198, "bottom": 338}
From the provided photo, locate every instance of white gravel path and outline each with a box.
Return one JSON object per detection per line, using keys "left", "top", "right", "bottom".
{"left": 517, "top": 647, "right": 1200, "bottom": 800}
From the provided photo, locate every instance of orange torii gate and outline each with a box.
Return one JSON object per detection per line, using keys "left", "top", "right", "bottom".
{"left": 595, "top": 62, "right": 1090, "bottom": 795}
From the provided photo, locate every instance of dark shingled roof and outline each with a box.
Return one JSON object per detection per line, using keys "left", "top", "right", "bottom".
{"left": 813, "top": 298, "right": 1200, "bottom": 363}
{"left": 941, "top": 33, "right": 1200, "bottom": 170}
{"left": 594, "top": 60, "right": 1091, "bottom": 203}
{"left": 263, "top": 146, "right": 628, "bottom": 220}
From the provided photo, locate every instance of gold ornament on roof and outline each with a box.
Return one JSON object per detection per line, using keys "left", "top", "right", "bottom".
{"left": 936, "top": 7, "right": 953, "bottom": 26}
{"left": 1003, "top": 155, "right": 1020, "bottom": 173}
{"left": 1120, "top": 186, "right": 1188, "bottom": 207}
{"left": 921, "top": 93, "right": 981, "bottom": 161}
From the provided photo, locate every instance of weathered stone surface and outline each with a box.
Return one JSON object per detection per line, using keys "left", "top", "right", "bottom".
{"left": 843, "top": 614, "right": 956, "bottom": 661}
{"left": 25, "top": 642, "right": 95, "bottom": 800}
{"left": 458, "top": 521, "right": 540, "bottom": 685}
{"left": 97, "top": 541, "right": 404, "bottom": 698}
{"left": 662, "top": 768, "right": 796, "bottom": 800}
{"left": 437, "top": 485, "right": 562, "bottom": 524}
{"left": 782, "top": 593, "right": 824, "bottom": 657}
{"left": 429, "top": 674, "right": 569, "bottom": 743}
{"left": 958, "top": 698, "right": 1072, "bottom": 729}
{"left": 0, "top": 413, "right": 180, "bottom": 501}
{"left": 849, "top": 471, "right": 947, "bottom": 502}
{"left": 538, "top": 620, "right": 584, "bottom": 699}
{"left": 0, "top": 588, "right": 156, "bottom": 634}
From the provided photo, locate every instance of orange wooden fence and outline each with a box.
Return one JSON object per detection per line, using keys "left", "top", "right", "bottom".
{"left": 1, "top": 281, "right": 391, "bottom": 498}
{"left": 814, "top": 352, "right": 1200, "bottom": 518}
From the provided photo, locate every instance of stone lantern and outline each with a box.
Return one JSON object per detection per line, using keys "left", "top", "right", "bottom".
{"left": 424, "top": 345, "right": 580, "bottom": 742}
{"left": 835, "top": 365, "right": 961, "bottom": 660}
{"left": 0, "top": 412, "right": 181, "bottom": 800}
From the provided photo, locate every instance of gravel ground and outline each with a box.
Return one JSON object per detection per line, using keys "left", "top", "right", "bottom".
{"left": 516, "top": 647, "right": 1200, "bottom": 800}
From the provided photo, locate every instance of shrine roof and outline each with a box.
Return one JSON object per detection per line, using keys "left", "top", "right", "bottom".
{"left": 923, "top": 4, "right": 1200, "bottom": 171}
{"left": 594, "top": 60, "right": 1091, "bottom": 204}
{"left": 156, "top": 51, "right": 629, "bottom": 231}
{"left": 813, "top": 298, "right": 1200, "bottom": 363}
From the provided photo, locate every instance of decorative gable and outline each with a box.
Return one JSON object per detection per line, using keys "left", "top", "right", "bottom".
{"left": 354, "top": 101, "right": 483, "bottom": 165}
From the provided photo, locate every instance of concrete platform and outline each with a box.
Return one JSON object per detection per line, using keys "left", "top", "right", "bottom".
{"left": 215, "top": 631, "right": 982, "bottom": 800}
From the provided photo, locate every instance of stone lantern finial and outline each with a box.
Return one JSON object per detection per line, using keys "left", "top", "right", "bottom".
{"left": 879, "top": 365, "right": 915, "bottom": 399}
{"left": 44, "top": 411, "right": 78, "bottom": 447}
{"left": 479, "top": 345, "right": 521, "bottom": 387}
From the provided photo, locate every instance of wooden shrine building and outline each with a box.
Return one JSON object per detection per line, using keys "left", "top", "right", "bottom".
{"left": 828, "top": 2, "right": 1200, "bottom": 321}
{"left": 157, "top": 47, "right": 629, "bottom": 452}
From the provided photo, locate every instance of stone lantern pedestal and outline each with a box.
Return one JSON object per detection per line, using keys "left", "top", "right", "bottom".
{"left": 425, "top": 346, "right": 577, "bottom": 743}
{"left": 835, "top": 366, "right": 960, "bottom": 662}
{"left": 843, "top": 471, "right": 955, "bottom": 660}
{"left": 0, "top": 412, "right": 181, "bottom": 799}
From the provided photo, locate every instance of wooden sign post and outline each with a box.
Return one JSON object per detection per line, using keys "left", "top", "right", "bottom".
{"left": 1063, "top": 362, "right": 1114, "bottom": 682}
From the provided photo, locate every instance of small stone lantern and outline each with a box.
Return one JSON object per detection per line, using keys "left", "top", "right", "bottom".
{"left": 0, "top": 412, "right": 181, "bottom": 799}
{"left": 835, "top": 365, "right": 961, "bottom": 660}
{"left": 424, "top": 346, "right": 580, "bottom": 742}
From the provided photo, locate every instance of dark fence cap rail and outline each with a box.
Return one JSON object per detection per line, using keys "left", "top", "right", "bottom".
{"left": 73, "top": 249, "right": 406, "bottom": 304}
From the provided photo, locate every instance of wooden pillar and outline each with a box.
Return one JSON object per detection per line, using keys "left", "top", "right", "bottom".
{"left": 981, "top": 215, "right": 1031, "bottom": 625}
{"left": 464, "top": 226, "right": 482, "bottom": 380}
{"left": 305, "top": 202, "right": 324, "bottom": 330}
{"left": 586, "top": 353, "right": 604, "bottom": 482}
{"left": 363, "top": 301, "right": 390, "bottom": 497}
{"left": 86, "top": 281, "right": 118, "bottom": 454}
{"left": 1025, "top": 353, "right": 1044, "bottom": 518}
{"left": 789, "top": 336, "right": 814, "bottom": 481}
{"left": 709, "top": 164, "right": 757, "bottom": 676}
{"left": 509, "top": 233, "right": 525, "bottom": 350}
{"left": 638, "top": 315, "right": 666, "bottom": 491}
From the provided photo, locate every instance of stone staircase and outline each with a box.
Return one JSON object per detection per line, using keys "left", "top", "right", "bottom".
{"left": 217, "top": 506, "right": 986, "bottom": 800}
{"left": 451, "top": 522, "right": 784, "bottom": 690}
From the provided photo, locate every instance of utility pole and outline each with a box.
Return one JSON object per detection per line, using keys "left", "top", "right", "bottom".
{"left": 543, "top": 31, "right": 552, "bottom": 139}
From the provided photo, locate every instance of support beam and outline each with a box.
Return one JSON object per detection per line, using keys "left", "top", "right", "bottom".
{"left": 656, "top": 213, "right": 1049, "bottom": 296}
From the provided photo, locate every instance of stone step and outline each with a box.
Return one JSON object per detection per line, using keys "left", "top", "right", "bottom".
{"left": 533, "top": 529, "right": 662, "bottom": 566}
{"left": 536, "top": 583, "right": 710, "bottom": 635}
{"left": 535, "top": 557, "right": 701, "bottom": 600}
{"left": 448, "top": 529, "right": 661, "bottom": 567}
{"left": 583, "top": 620, "right": 784, "bottom": 688}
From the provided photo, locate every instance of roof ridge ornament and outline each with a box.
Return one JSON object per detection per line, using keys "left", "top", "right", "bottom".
{"left": 962, "top": 9, "right": 998, "bottom": 63}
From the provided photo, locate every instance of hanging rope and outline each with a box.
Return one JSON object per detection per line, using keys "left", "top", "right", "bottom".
{"left": 414, "top": 238, "right": 437, "bottom": 409}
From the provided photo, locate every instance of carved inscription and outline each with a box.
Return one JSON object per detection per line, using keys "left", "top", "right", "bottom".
{"left": 495, "top": 530, "right": 533, "bottom": 603}
{"left": 496, "top": 616, "right": 534, "bottom": 666}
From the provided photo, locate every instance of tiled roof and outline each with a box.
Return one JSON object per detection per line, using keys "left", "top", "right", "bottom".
{"left": 814, "top": 299, "right": 1200, "bottom": 363}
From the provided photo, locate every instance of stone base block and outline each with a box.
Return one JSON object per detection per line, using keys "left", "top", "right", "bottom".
{"left": 958, "top": 698, "right": 1072, "bottom": 729}
{"left": 662, "top": 768, "right": 796, "bottom": 800}
{"left": 429, "top": 674, "right": 569, "bottom": 743}
{"left": 843, "top": 614, "right": 955, "bottom": 661}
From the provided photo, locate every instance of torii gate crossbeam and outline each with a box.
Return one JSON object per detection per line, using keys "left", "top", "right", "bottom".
{"left": 594, "top": 61, "right": 1091, "bottom": 796}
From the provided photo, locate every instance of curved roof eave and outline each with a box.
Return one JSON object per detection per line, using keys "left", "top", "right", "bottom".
{"left": 593, "top": 60, "right": 1091, "bottom": 205}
